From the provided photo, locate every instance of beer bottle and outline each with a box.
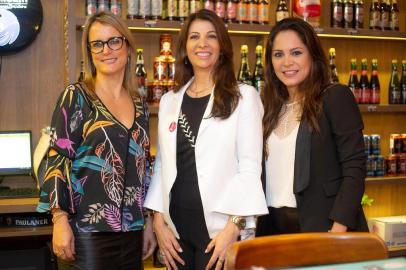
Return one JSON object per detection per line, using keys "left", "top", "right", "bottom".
{"left": 78, "top": 60, "right": 85, "bottom": 82}
{"left": 236, "top": 0, "right": 247, "bottom": 24}
{"left": 380, "top": 0, "right": 390, "bottom": 30}
{"left": 329, "top": 48, "right": 339, "bottom": 84}
{"left": 127, "top": 0, "right": 140, "bottom": 19}
{"left": 252, "top": 45, "right": 265, "bottom": 94}
{"left": 248, "top": 0, "right": 258, "bottom": 24}
{"left": 369, "top": 0, "right": 379, "bottom": 29}
{"left": 203, "top": 0, "right": 214, "bottom": 11}
{"left": 400, "top": 60, "right": 406, "bottom": 104}
{"left": 348, "top": 59, "right": 361, "bottom": 103}
{"left": 257, "top": 0, "right": 269, "bottom": 25}
{"left": 226, "top": 0, "right": 238, "bottom": 23}
{"left": 331, "top": 0, "right": 343, "bottom": 28}
{"left": 370, "top": 59, "right": 381, "bottom": 104}
{"left": 237, "top": 45, "right": 252, "bottom": 86}
{"left": 190, "top": 0, "right": 202, "bottom": 14}
{"left": 276, "top": 0, "right": 289, "bottom": 23}
{"left": 360, "top": 58, "right": 370, "bottom": 104}
{"left": 390, "top": 0, "right": 399, "bottom": 31}
{"left": 136, "top": 49, "right": 148, "bottom": 101}
{"left": 215, "top": 0, "right": 226, "bottom": 20}
{"left": 167, "top": 0, "right": 178, "bottom": 20}
{"left": 354, "top": 0, "right": 364, "bottom": 29}
{"left": 389, "top": 59, "right": 400, "bottom": 104}
{"left": 343, "top": 0, "right": 354, "bottom": 28}
{"left": 178, "top": 0, "right": 189, "bottom": 21}
{"left": 86, "top": 0, "right": 97, "bottom": 16}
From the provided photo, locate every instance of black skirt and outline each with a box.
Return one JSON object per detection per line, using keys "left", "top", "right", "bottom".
{"left": 57, "top": 230, "right": 143, "bottom": 270}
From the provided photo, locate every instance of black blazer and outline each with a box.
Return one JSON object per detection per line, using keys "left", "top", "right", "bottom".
{"left": 262, "top": 84, "right": 368, "bottom": 232}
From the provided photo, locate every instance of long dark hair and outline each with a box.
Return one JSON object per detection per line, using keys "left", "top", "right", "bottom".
{"left": 175, "top": 9, "right": 240, "bottom": 119}
{"left": 263, "top": 18, "right": 330, "bottom": 157}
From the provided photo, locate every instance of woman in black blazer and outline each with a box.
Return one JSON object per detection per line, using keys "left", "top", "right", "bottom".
{"left": 256, "top": 18, "right": 369, "bottom": 235}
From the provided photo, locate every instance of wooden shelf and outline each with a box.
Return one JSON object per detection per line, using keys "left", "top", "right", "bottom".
{"left": 366, "top": 176, "right": 406, "bottom": 183}
{"left": 359, "top": 104, "right": 406, "bottom": 113}
{"left": 75, "top": 18, "right": 406, "bottom": 40}
{"left": 0, "top": 197, "right": 39, "bottom": 214}
{"left": 0, "top": 225, "right": 52, "bottom": 238}
{"left": 389, "top": 246, "right": 406, "bottom": 258}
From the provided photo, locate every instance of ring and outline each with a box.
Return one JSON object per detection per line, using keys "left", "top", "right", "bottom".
{"left": 218, "top": 258, "right": 224, "bottom": 262}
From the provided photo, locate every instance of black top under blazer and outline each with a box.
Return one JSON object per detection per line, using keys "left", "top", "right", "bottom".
{"left": 263, "top": 84, "right": 369, "bottom": 232}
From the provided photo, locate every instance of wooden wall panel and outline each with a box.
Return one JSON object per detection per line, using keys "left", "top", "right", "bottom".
{"left": 0, "top": 0, "right": 65, "bottom": 143}
{"left": 0, "top": 0, "right": 65, "bottom": 188}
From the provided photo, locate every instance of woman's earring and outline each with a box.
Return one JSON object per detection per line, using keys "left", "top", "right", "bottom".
{"left": 184, "top": 57, "right": 189, "bottom": 65}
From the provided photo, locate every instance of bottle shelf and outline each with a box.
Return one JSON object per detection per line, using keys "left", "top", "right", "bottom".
{"left": 75, "top": 18, "right": 406, "bottom": 39}
{"left": 0, "top": 226, "right": 52, "bottom": 238}
{"left": 359, "top": 104, "right": 406, "bottom": 113}
{"left": 366, "top": 176, "right": 406, "bottom": 183}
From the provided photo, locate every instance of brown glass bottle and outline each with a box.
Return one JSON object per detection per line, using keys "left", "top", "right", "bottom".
{"left": 215, "top": 0, "right": 226, "bottom": 20}
{"left": 236, "top": 0, "right": 247, "bottom": 24}
{"left": 331, "top": 0, "right": 343, "bottom": 28}
{"left": 390, "top": 0, "right": 399, "bottom": 31}
{"left": 136, "top": 49, "right": 148, "bottom": 101}
{"left": 78, "top": 60, "right": 85, "bottom": 82}
{"left": 226, "top": 0, "right": 238, "bottom": 23}
{"left": 370, "top": 59, "right": 380, "bottom": 104}
{"left": 348, "top": 59, "right": 361, "bottom": 103}
{"left": 389, "top": 59, "right": 400, "bottom": 104}
{"left": 380, "top": 0, "right": 390, "bottom": 30}
{"left": 360, "top": 59, "right": 370, "bottom": 104}
{"left": 369, "top": 0, "right": 380, "bottom": 29}
{"left": 400, "top": 60, "right": 406, "bottom": 104}
{"left": 247, "top": 0, "right": 258, "bottom": 24}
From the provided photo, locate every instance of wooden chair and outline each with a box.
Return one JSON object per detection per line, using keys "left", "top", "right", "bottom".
{"left": 225, "top": 232, "right": 388, "bottom": 270}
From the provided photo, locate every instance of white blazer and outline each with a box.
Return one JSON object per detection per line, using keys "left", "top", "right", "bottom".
{"left": 144, "top": 78, "right": 268, "bottom": 238}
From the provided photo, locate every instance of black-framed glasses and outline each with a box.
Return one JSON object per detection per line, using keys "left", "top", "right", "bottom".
{"left": 88, "top": 36, "right": 126, "bottom": 54}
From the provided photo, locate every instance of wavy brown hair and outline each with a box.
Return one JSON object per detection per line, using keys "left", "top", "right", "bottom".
{"left": 81, "top": 12, "right": 138, "bottom": 99}
{"left": 175, "top": 9, "right": 240, "bottom": 119}
{"left": 263, "top": 18, "right": 330, "bottom": 157}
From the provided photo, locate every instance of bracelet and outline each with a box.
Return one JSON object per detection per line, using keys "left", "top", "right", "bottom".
{"left": 52, "top": 209, "right": 68, "bottom": 224}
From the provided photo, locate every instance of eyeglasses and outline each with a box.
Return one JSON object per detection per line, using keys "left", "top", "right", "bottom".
{"left": 88, "top": 36, "right": 126, "bottom": 54}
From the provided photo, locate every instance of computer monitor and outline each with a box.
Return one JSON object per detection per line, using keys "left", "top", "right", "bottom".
{"left": 0, "top": 131, "right": 33, "bottom": 176}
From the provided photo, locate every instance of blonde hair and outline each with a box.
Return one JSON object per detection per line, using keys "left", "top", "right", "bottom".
{"left": 81, "top": 12, "right": 138, "bottom": 99}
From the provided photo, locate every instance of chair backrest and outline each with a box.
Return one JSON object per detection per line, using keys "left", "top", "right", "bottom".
{"left": 225, "top": 232, "right": 388, "bottom": 270}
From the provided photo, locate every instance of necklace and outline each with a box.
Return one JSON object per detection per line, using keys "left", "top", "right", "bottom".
{"left": 188, "top": 81, "right": 214, "bottom": 97}
{"left": 279, "top": 101, "right": 301, "bottom": 137}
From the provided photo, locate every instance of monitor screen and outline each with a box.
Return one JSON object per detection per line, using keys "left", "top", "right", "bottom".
{"left": 0, "top": 131, "right": 33, "bottom": 176}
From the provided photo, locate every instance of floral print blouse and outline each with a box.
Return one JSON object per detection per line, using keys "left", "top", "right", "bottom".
{"left": 37, "top": 83, "right": 150, "bottom": 233}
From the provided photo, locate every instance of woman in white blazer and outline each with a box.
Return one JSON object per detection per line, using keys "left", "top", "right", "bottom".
{"left": 144, "top": 9, "right": 268, "bottom": 270}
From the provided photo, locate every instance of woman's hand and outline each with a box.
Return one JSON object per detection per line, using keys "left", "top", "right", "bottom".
{"left": 330, "top": 221, "right": 348, "bottom": 232}
{"left": 143, "top": 215, "right": 157, "bottom": 260}
{"left": 205, "top": 219, "right": 240, "bottom": 270}
{"left": 52, "top": 215, "right": 75, "bottom": 261}
{"left": 153, "top": 212, "right": 184, "bottom": 270}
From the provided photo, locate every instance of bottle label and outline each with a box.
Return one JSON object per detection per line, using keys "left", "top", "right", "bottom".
{"left": 151, "top": 0, "right": 163, "bottom": 16}
{"left": 370, "top": 86, "right": 380, "bottom": 104}
{"left": 139, "top": 0, "right": 151, "bottom": 16}
{"left": 137, "top": 76, "right": 148, "bottom": 99}
{"left": 294, "top": 0, "right": 321, "bottom": 18}
{"left": 248, "top": 2, "right": 258, "bottom": 22}
{"left": 361, "top": 87, "right": 371, "bottom": 104}
{"left": 332, "top": 5, "right": 343, "bottom": 26}
{"left": 204, "top": 0, "right": 215, "bottom": 11}
{"left": 390, "top": 13, "right": 399, "bottom": 29}
{"left": 372, "top": 70, "right": 378, "bottom": 76}
{"left": 227, "top": 1, "right": 237, "bottom": 20}
{"left": 190, "top": 0, "right": 202, "bottom": 13}
{"left": 179, "top": 0, "right": 189, "bottom": 17}
{"left": 355, "top": 6, "right": 363, "bottom": 26}
{"left": 344, "top": 6, "right": 353, "bottom": 24}
{"left": 215, "top": 1, "right": 226, "bottom": 18}
{"left": 167, "top": 0, "right": 178, "bottom": 17}
{"left": 87, "top": 1, "right": 98, "bottom": 15}
{"left": 381, "top": 12, "right": 389, "bottom": 28}
{"left": 237, "top": 1, "right": 247, "bottom": 22}
{"left": 258, "top": 3, "right": 269, "bottom": 23}
{"left": 276, "top": 11, "right": 289, "bottom": 22}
